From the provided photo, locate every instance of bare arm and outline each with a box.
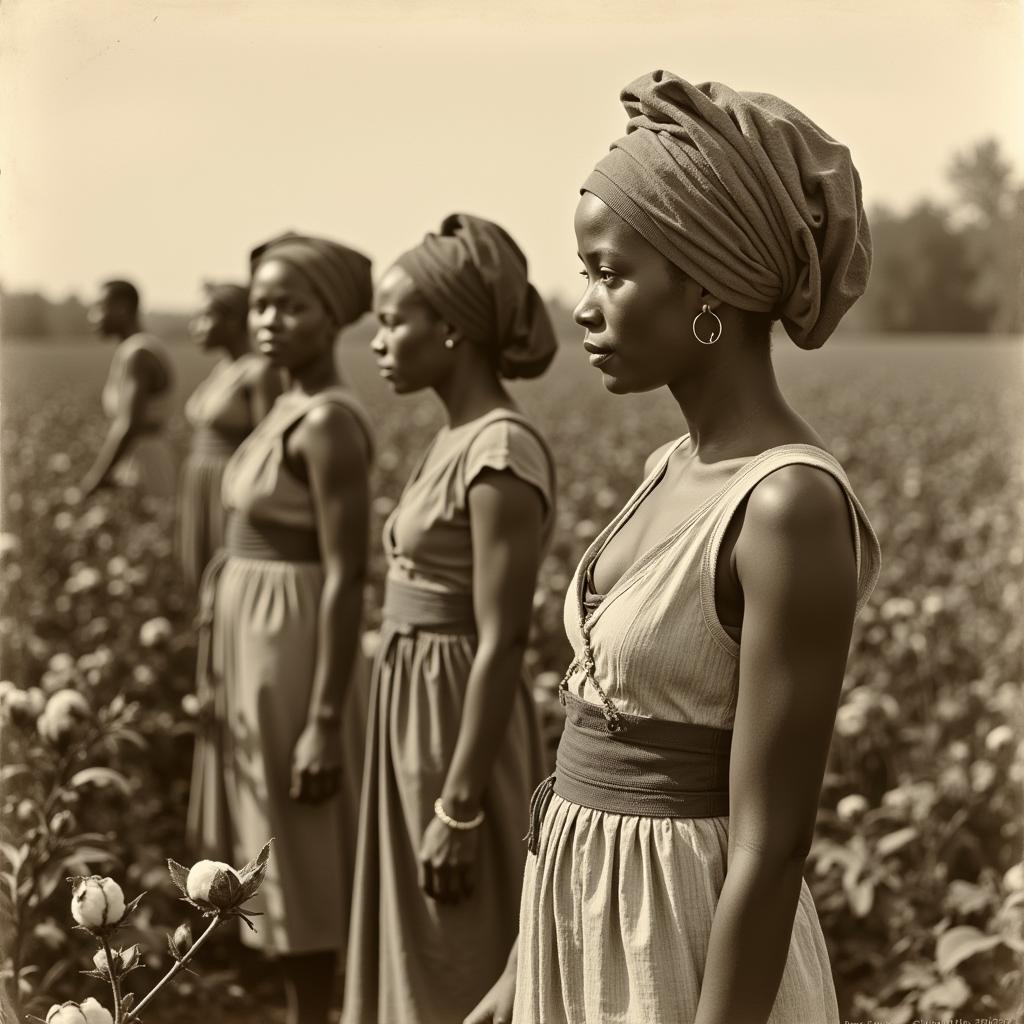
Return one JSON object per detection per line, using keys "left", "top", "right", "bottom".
{"left": 81, "top": 348, "right": 161, "bottom": 496}
{"left": 287, "top": 403, "right": 370, "bottom": 804}
{"left": 693, "top": 466, "right": 857, "bottom": 1024}
{"left": 463, "top": 937, "right": 519, "bottom": 1024}
{"left": 419, "top": 469, "right": 545, "bottom": 903}
{"left": 246, "top": 355, "right": 283, "bottom": 424}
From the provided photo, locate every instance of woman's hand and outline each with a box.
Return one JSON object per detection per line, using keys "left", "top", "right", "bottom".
{"left": 289, "top": 720, "right": 341, "bottom": 804}
{"left": 418, "top": 814, "right": 480, "bottom": 905}
{"left": 463, "top": 967, "right": 516, "bottom": 1024}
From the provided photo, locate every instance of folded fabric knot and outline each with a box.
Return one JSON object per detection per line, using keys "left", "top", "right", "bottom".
{"left": 582, "top": 70, "right": 872, "bottom": 348}
{"left": 395, "top": 213, "right": 557, "bottom": 378}
{"left": 201, "top": 281, "right": 249, "bottom": 324}
{"left": 250, "top": 231, "right": 373, "bottom": 330}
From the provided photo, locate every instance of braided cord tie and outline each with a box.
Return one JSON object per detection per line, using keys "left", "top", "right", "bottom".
{"left": 560, "top": 610, "right": 627, "bottom": 735}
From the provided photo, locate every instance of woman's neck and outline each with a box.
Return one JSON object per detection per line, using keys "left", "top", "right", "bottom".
{"left": 285, "top": 348, "right": 340, "bottom": 395}
{"left": 668, "top": 338, "right": 800, "bottom": 462}
{"left": 433, "top": 354, "right": 513, "bottom": 429}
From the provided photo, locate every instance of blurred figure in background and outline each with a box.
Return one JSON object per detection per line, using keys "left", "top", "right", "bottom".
{"left": 343, "top": 214, "right": 556, "bottom": 1024}
{"left": 80, "top": 279, "right": 176, "bottom": 502}
{"left": 188, "top": 233, "right": 374, "bottom": 1024}
{"left": 177, "top": 281, "right": 281, "bottom": 592}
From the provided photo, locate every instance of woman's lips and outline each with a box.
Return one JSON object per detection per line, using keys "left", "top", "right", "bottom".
{"left": 583, "top": 338, "right": 615, "bottom": 368}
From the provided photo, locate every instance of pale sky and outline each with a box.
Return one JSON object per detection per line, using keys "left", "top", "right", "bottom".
{"left": 2, "top": 0, "right": 1022, "bottom": 310}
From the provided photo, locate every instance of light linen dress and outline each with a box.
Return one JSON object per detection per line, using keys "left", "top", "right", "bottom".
{"left": 177, "top": 354, "right": 265, "bottom": 590}
{"left": 515, "top": 437, "right": 881, "bottom": 1024}
{"left": 204, "top": 386, "right": 373, "bottom": 955}
{"left": 100, "top": 333, "right": 176, "bottom": 499}
{"left": 344, "top": 409, "right": 554, "bottom": 1024}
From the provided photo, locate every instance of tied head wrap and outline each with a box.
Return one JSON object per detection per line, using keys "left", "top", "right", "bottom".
{"left": 582, "top": 70, "right": 872, "bottom": 349}
{"left": 394, "top": 213, "right": 557, "bottom": 379}
{"left": 201, "top": 281, "right": 248, "bottom": 327}
{"left": 250, "top": 231, "right": 373, "bottom": 330}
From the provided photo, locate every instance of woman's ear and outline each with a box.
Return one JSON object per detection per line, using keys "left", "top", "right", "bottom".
{"left": 441, "top": 322, "right": 466, "bottom": 348}
{"left": 698, "top": 289, "right": 724, "bottom": 313}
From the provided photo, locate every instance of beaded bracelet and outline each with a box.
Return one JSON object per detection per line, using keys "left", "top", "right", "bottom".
{"left": 433, "top": 797, "right": 485, "bottom": 831}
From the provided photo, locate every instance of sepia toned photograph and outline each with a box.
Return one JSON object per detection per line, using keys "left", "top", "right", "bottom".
{"left": 1, "top": 1, "right": 1021, "bottom": 1022}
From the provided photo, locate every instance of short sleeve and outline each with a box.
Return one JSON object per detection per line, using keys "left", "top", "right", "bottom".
{"left": 462, "top": 418, "right": 554, "bottom": 517}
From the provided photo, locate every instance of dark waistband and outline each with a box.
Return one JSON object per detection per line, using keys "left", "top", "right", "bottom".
{"left": 190, "top": 427, "right": 246, "bottom": 460}
{"left": 527, "top": 691, "right": 731, "bottom": 853}
{"left": 225, "top": 513, "right": 321, "bottom": 563}
{"left": 381, "top": 576, "right": 476, "bottom": 636}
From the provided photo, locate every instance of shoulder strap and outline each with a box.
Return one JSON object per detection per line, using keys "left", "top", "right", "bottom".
{"left": 277, "top": 388, "right": 375, "bottom": 463}
{"left": 700, "top": 446, "right": 881, "bottom": 638}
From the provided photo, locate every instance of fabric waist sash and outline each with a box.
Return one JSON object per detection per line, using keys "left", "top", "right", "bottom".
{"left": 224, "top": 513, "right": 321, "bottom": 563}
{"left": 190, "top": 427, "right": 245, "bottom": 460}
{"left": 526, "top": 691, "right": 732, "bottom": 853}
{"left": 381, "top": 575, "right": 476, "bottom": 636}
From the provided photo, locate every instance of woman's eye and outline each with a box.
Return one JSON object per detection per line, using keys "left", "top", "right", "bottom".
{"left": 598, "top": 269, "right": 617, "bottom": 283}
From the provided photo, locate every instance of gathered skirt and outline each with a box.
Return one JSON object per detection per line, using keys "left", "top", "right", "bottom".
{"left": 343, "top": 626, "right": 545, "bottom": 1024}
{"left": 514, "top": 794, "right": 839, "bottom": 1023}
{"left": 177, "top": 452, "right": 230, "bottom": 592}
{"left": 197, "top": 555, "right": 368, "bottom": 956}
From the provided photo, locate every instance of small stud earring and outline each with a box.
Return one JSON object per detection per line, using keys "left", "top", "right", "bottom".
{"left": 444, "top": 338, "right": 456, "bottom": 350}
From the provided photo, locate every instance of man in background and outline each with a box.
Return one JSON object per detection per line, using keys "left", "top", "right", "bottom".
{"left": 80, "top": 279, "right": 177, "bottom": 502}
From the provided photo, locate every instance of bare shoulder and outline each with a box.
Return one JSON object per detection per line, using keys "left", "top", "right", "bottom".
{"left": 744, "top": 464, "right": 850, "bottom": 541}
{"left": 122, "top": 344, "right": 163, "bottom": 386}
{"left": 642, "top": 438, "right": 680, "bottom": 478}
{"left": 296, "top": 401, "right": 370, "bottom": 468}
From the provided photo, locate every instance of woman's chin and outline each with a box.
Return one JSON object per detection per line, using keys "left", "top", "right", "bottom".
{"left": 599, "top": 371, "right": 633, "bottom": 396}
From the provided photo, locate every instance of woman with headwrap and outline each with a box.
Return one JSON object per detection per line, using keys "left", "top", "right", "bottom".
{"left": 343, "top": 214, "right": 556, "bottom": 1024}
{"left": 176, "top": 281, "right": 281, "bottom": 592}
{"left": 189, "top": 232, "right": 374, "bottom": 1024}
{"left": 468, "top": 72, "right": 882, "bottom": 1024}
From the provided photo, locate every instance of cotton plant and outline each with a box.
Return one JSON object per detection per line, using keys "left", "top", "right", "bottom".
{"left": 28, "top": 842, "right": 271, "bottom": 1024}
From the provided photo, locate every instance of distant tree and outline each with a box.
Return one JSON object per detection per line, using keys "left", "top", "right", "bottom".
{"left": 950, "top": 138, "right": 1015, "bottom": 223}
{"left": 861, "top": 201, "right": 987, "bottom": 332}
{"left": 948, "top": 138, "right": 1023, "bottom": 333}
{"left": 46, "top": 294, "right": 90, "bottom": 336}
{"left": 1, "top": 289, "right": 50, "bottom": 337}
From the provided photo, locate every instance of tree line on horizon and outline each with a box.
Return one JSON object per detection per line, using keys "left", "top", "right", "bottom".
{"left": 3, "top": 140, "right": 1021, "bottom": 342}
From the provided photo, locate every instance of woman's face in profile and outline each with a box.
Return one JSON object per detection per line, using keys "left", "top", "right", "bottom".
{"left": 248, "top": 260, "right": 334, "bottom": 371}
{"left": 573, "top": 192, "right": 696, "bottom": 395}
{"left": 190, "top": 297, "right": 242, "bottom": 352}
{"left": 371, "top": 264, "right": 450, "bottom": 395}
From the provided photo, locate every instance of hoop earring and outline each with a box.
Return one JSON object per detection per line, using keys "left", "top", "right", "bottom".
{"left": 692, "top": 304, "right": 722, "bottom": 345}
{"left": 444, "top": 337, "right": 456, "bottom": 350}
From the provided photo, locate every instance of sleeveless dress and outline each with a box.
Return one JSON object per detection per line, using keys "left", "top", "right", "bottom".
{"left": 344, "top": 409, "right": 555, "bottom": 1024}
{"left": 514, "top": 437, "right": 882, "bottom": 1024}
{"left": 100, "top": 333, "right": 176, "bottom": 499}
{"left": 177, "top": 354, "right": 266, "bottom": 591}
{"left": 202, "top": 386, "right": 373, "bottom": 956}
